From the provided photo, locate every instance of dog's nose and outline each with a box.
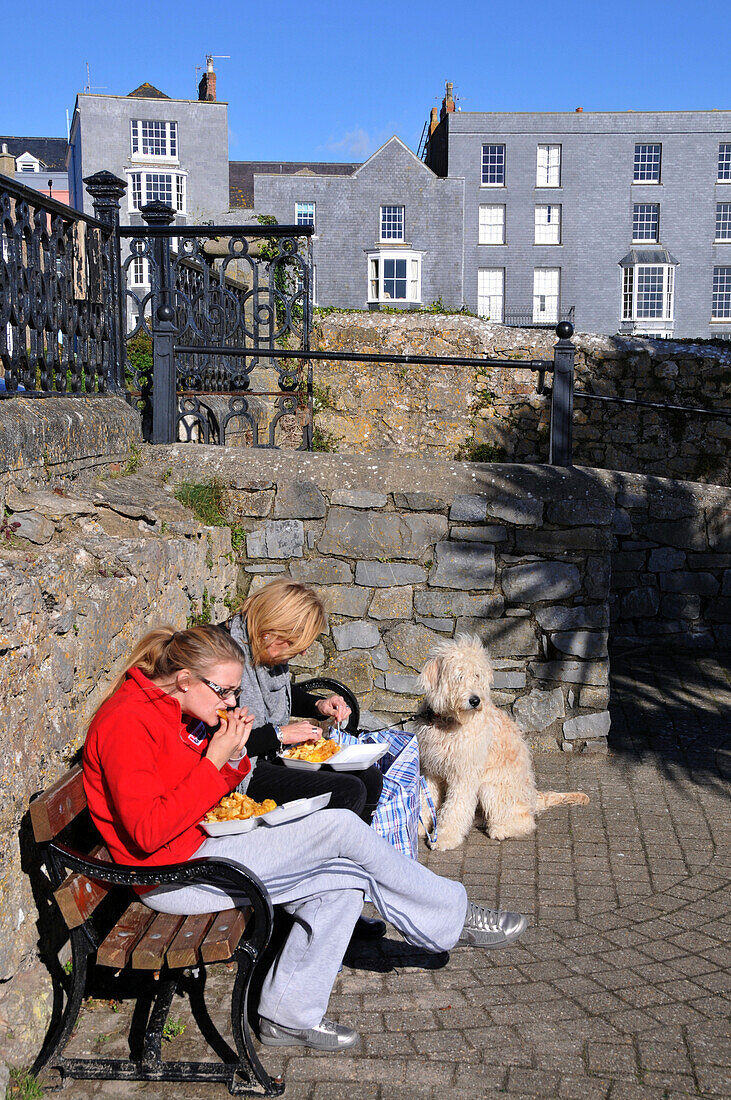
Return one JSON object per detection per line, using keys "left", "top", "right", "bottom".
{"left": 469, "top": 695, "right": 481, "bottom": 708}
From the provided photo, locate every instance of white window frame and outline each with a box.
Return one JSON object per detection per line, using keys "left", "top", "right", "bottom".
{"left": 129, "top": 255, "right": 151, "bottom": 287}
{"left": 478, "top": 204, "right": 506, "bottom": 245}
{"left": 622, "top": 264, "right": 675, "bottom": 323}
{"left": 477, "top": 268, "right": 504, "bottom": 321}
{"left": 366, "top": 250, "right": 421, "bottom": 304}
{"left": 16, "top": 153, "right": 40, "bottom": 173}
{"left": 130, "top": 119, "right": 178, "bottom": 161}
{"left": 534, "top": 204, "right": 561, "bottom": 245}
{"left": 632, "top": 203, "right": 660, "bottom": 243}
{"left": 712, "top": 267, "right": 731, "bottom": 320}
{"left": 533, "top": 268, "right": 560, "bottom": 323}
{"left": 715, "top": 203, "right": 731, "bottom": 242}
{"left": 126, "top": 170, "right": 187, "bottom": 214}
{"left": 536, "top": 144, "right": 561, "bottom": 188}
{"left": 634, "top": 143, "right": 662, "bottom": 183}
{"left": 379, "top": 205, "right": 405, "bottom": 242}
{"left": 295, "top": 201, "right": 315, "bottom": 228}
{"left": 718, "top": 144, "right": 731, "bottom": 183}
{"left": 481, "top": 144, "right": 505, "bottom": 187}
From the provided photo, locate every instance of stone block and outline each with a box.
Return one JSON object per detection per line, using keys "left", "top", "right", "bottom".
{"left": 224, "top": 488, "right": 274, "bottom": 518}
{"left": 707, "top": 597, "right": 731, "bottom": 622}
{"left": 724, "top": 570, "right": 731, "bottom": 596}
{"left": 690, "top": 553, "right": 731, "bottom": 569}
{"left": 384, "top": 671, "right": 421, "bottom": 694}
{"left": 330, "top": 489, "right": 388, "bottom": 508}
{"left": 611, "top": 508, "right": 633, "bottom": 535}
{"left": 450, "top": 494, "right": 488, "bottom": 521}
{"left": 648, "top": 496, "right": 699, "bottom": 520}
{"left": 371, "top": 647, "right": 390, "bottom": 670}
{"left": 321, "top": 651, "right": 375, "bottom": 695}
{"left": 332, "top": 620, "right": 381, "bottom": 650}
{"left": 585, "top": 555, "right": 611, "bottom": 599}
{"left": 641, "top": 520, "right": 708, "bottom": 551}
{"left": 515, "top": 527, "right": 611, "bottom": 552}
{"left": 583, "top": 739, "right": 610, "bottom": 754}
{"left": 660, "top": 572, "right": 720, "bottom": 595}
{"left": 393, "top": 491, "right": 447, "bottom": 511}
{"left": 503, "top": 561, "right": 581, "bottom": 603}
{"left": 456, "top": 617, "right": 539, "bottom": 656}
{"left": 414, "top": 590, "right": 504, "bottom": 618}
{"left": 369, "top": 586, "right": 413, "bottom": 619}
{"left": 612, "top": 550, "right": 647, "bottom": 572}
{"left": 450, "top": 525, "right": 508, "bottom": 544}
{"left": 648, "top": 547, "right": 687, "bottom": 572}
{"left": 429, "top": 541, "right": 496, "bottom": 589}
{"left": 563, "top": 711, "right": 611, "bottom": 740}
{"left": 317, "top": 585, "right": 370, "bottom": 617}
{"left": 492, "top": 670, "right": 527, "bottom": 690}
{"left": 355, "top": 561, "right": 426, "bottom": 586}
{"left": 661, "top": 593, "right": 701, "bottom": 620}
{"left": 550, "top": 630, "right": 609, "bottom": 658}
{"left": 707, "top": 508, "right": 731, "bottom": 551}
{"left": 547, "top": 497, "right": 614, "bottom": 526}
{"left": 579, "top": 686, "right": 610, "bottom": 708}
{"left": 12, "top": 512, "right": 55, "bottom": 544}
{"left": 620, "top": 586, "right": 660, "bottom": 619}
{"left": 535, "top": 604, "right": 608, "bottom": 631}
{"left": 290, "top": 558, "right": 352, "bottom": 584}
{"left": 617, "top": 490, "right": 648, "bottom": 509}
{"left": 513, "top": 688, "right": 565, "bottom": 731}
{"left": 273, "top": 480, "right": 327, "bottom": 518}
{"left": 246, "top": 519, "right": 304, "bottom": 559}
{"left": 371, "top": 690, "right": 421, "bottom": 713}
{"left": 289, "top": 640, "right": 325, "bottom": 670}
{"left": 416, "top": 616, "right": 453, "bottom": 632}
{"left": 318, "top": 507, "right": 447, "bottom": 559}
{"left": 245, "top": 563, "right": 286, "bottom": 574}
{"left": 383, "top": 622, "right": 444, "bottom": 670}
{"left": 529, "top": 659, "right": 609, "bottom": 685}
{"left": 487, "top": 496, "right": 543, "bottom": 525}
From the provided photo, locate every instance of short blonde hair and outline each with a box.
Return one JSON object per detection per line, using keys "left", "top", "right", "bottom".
{"left": 243, "top": 579, "right": 326, "bottom": 665}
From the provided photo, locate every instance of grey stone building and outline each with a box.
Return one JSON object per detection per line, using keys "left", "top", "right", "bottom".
{"left": 424, "top": 86, "right": 731, "bottom": 339}
{"left": 68, "top": 68, "right": 230, "bottom": 226}
{"left": 0, "top": 137, "right": 69, "bottom": 203}
{"left": 252, "top": 137, "right": 464, "bottom": 309}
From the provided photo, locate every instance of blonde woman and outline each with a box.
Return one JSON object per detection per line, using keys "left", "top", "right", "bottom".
{"left": 83, "top": 623, "right": 528, "bottom": 1053}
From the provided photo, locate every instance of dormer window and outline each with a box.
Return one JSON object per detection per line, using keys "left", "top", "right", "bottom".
{"left": 131, "top": 120, "right": 178, "bottom": 160}
{"left": 16, "top": 153, "right": 40, "bottom": 173}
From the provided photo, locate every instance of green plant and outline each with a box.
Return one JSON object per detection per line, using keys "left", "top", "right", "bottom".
{"left": 96, "top": 1033, "right": 110, "bottom": 1046}
{"left": 454, "top": 437, "right": 506, "bottom": 463}
{"left": 62, "top": 959, "right": 73, "bottom": 975}
{"left": 162, "top": 1017, "right": 186, "bottom": 1042}
{"left": 125, "top": 333, "right": 153, "bottom": 386}
{"left": 175, "top": 480, "right": 227, "bottom": 526}
{"left": 161, "top": 467, "right": 173, "bottom": 484}
{"left": 311, "top": 426, "right": 340, "bottom": 453}
{"left": 230, "top": 526, "right": 247, "bottom": 553}
{"left": 188, "top": 589, "right": 214, "bottom": 627}
{"left": 7, "top": 1068, "right": 44, "bottom": 1099}
{"left": 122, "top": 441, "right": 142, "bottom": 475}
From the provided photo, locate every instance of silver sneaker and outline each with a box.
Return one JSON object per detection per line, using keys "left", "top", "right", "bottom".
{"left": 259, "top": 1016, "right": 360, "bottom": 1051}
{"left": 457, "top": 902, "right": 528, "bottom": 948}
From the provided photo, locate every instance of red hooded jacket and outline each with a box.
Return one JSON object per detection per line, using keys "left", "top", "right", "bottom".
{"left": 83, "top": 667, "right": 251, "bottom": 872}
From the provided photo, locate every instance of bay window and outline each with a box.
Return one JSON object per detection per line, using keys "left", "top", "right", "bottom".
{"left": 367, "top": 250, "right": 421, "bottom": 303}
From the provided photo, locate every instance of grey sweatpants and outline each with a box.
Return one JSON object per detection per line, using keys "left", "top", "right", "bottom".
{"left": 144, "top": 808, "right": 467, "bottom": 1029}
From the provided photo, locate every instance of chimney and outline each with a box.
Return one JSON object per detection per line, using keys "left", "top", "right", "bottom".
{"left": 575, "top": 107, "right": 583, "bottom": 113}
{"left": 440, "top": 81, "right": 455, "bottom": 120}
{"left": 198, "top": 56, "right": 217, "bottom": 101}
{"left": 429, "top": 106, "right": 439, "bottom": 136}
{"left": 0, "top": 143, "right": 15, "bottom": 176}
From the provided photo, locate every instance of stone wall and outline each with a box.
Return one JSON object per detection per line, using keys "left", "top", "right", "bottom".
{"left": 310, "top": 313, "right": 731, "bottom": 486}
{"left": 160, "top": 448, "right": 615, "bottom": 755}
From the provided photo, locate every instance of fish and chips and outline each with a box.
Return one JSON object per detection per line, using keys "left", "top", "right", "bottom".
{"left": 204, "top": 792, "right": 277, "bottom": 822}
{"left": 283, "top": 737, "right": 341, "bottom": 764}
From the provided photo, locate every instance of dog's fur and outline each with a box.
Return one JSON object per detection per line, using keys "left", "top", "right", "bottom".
{"left": 415, "top": 635, "right": 589, "bottom": 849}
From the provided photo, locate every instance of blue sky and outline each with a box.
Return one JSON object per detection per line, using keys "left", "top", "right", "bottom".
{"left": 8, "top": 0, "right": 729, "bottom": 161}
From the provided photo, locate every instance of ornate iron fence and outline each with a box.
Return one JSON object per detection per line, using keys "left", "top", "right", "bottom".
{"left": 0, "top": 172, "right": 123, "bottom": 396}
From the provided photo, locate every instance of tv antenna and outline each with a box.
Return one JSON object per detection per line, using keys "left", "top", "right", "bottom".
{"left": 195, "top": 54, "right": 230, "bottom": 90}
{"left": 83, "top": 61, "right": 107, "bottom": 94}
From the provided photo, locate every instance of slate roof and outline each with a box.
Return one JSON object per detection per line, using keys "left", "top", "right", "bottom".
{"left": 230, "top": 160, "right": 360, "bottom": 208}
{"left": 0, "top": 136, "right": 68, "bottom": 170}
{"left": 127, "top": 83, "right": 170, "bottom": 99}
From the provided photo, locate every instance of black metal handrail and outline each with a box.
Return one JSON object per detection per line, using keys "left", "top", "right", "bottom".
{"left": 572, "top": 389, "right": 731, "bottom": 418}
{"left": 0, "top": 171, "right": 113, "bottom": 234}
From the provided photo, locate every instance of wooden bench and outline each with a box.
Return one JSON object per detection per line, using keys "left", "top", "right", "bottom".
{"left": 29, "top": 764, "right": 284, "bottom": 1096}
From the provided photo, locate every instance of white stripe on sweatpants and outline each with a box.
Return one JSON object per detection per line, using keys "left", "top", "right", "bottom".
{"left": 144, "top": 807, "right": 467, "bottom": 1029}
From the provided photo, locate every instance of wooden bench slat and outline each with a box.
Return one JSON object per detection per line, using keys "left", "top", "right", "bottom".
{"left": 166, "top": 913, "right": 215, "bottom": 969}
{"left": 97, "top": 902, "right": 155, "bottom": 969}
{"left": 200, "top": 908, "right": 248, "bottom": 964}
{"left": 132, "top": 912, "right": 184, "bottom": 970}
{"left": 30, "top": 764, "right": 86, "bottom": 842}
{"left": 53, "top": 845, "right": 112, "bottom": 929}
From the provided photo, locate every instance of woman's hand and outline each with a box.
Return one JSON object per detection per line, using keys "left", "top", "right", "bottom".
{"left": 279, "top": 720, "right": 323, "bottom": 746}
{"left": 205, "top": 707, "right": 254, "bottom": 770}
{"left": 315, "top": 694, "right": 351, "bottom": 725}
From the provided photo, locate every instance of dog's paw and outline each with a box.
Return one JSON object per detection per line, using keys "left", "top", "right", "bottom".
{"left": 488, "top": 818, "right": 536, "bottom": 841}
{"left": 429, "top": 832, "right": 465, "bottom": 851}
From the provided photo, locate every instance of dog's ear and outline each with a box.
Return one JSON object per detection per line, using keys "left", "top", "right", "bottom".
{"left": 418, "top": 656, "right": 440, "bottom": 694}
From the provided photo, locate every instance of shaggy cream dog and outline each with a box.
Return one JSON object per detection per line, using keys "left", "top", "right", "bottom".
{"left": 416, "top": 635, "right": 589, "bottom": 849}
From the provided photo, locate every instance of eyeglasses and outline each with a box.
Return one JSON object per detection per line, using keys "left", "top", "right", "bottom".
{"left": 199, "top": 677, "right": 241, "bottom": 703}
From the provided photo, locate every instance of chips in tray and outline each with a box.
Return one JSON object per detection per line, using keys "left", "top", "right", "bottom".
{"left": 283, "top": 737, "right": 341, "bottom": 764}
{"left": 204, "top": 792, "right": 277, "bottom": 822}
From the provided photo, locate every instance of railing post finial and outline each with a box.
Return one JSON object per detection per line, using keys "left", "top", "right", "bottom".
{"left": 83, "top": 171, "right": 127, "bottom": 228}
{"left": 549, "top": 321, "right": 576, "bottom": 466}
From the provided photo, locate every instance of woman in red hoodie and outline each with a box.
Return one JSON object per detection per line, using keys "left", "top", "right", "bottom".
{"left": 83, "top": 624, "right": 527, "bottom": 1053}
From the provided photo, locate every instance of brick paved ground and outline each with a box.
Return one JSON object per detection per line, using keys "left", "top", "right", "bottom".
{"left": 45, "top": 652, "right": 730, "bottom": 1099}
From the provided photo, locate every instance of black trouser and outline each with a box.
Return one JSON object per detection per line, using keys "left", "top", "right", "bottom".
{"left": 246, "top": 757, "right": 383, "bottom": 825}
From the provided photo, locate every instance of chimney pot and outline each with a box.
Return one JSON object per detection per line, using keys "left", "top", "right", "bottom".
{"left": 575, "top": 106, "right": 583, "bottom": 112}
{"left": 440, "top": 80, "right": 456, "bottom": 120}
{"left": 198, "top": 58, "right": 217, "bottom": 101}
